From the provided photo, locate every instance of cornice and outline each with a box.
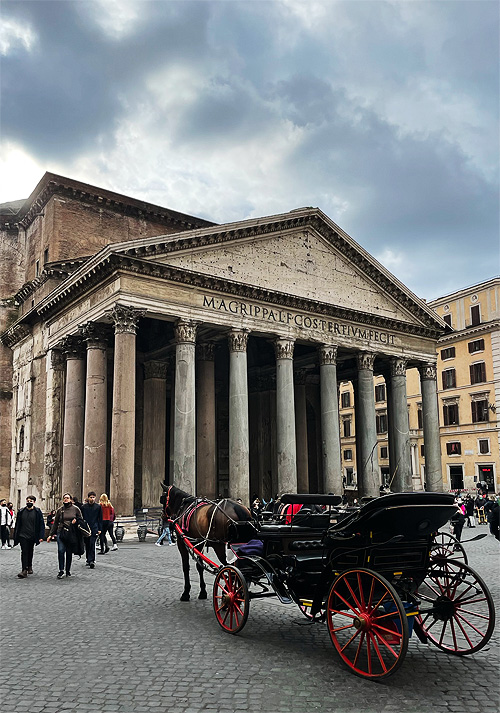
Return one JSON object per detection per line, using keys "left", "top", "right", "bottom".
{"left": 437, "top": 321, "right": 500, "bottom": 344}
{"left": 14, "top": 262, "right": 84, "bottom": 304}
{"left": 35, "top": 252, "right": 444, "bottom": 339}
{"left": 15, "top": 173, "right": 214, "bottom": 232}
{"left": 0, "top": 324, "right": 31, "bottom": 348}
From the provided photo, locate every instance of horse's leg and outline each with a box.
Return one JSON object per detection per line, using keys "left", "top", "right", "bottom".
{"left": 177, "top": 539, "right": 191, "bottom": 601}
{"left": 196, "top": 559, "right": 207, "bottom": 599}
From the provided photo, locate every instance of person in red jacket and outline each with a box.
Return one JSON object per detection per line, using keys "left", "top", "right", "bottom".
{"left": 98, "top": 493, "right": 117, "bottom": 554}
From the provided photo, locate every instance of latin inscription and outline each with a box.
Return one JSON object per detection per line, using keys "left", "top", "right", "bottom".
{"left": 202, "top": 295, "right": 396, "bottom": 345}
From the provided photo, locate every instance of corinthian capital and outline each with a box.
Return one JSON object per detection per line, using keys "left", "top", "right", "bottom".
{"left": 357, "top": 351, "right": 376, "bottom": 371}
{"left": 390, "top": 357, "right": 408, "bottom": 377}
{"left": 110, "top": 306, "right": 145, "bottom": 334}
{"left": 61, "top": 335, "right": 85, "bottom": 360}
{"left": 228, "top": 329, "right": 249, "bottom": 353}
{"left": 274, "top": 337, "right": 295, "bottom": 360}
{"left": 80, "top": 322, "right": 110, "bottom": 349}
{"left": 143, "top": 360, "right": 169, "bottom": 380}
{"left": 318, "top": 344, "right": 338, "bottom": 366}
{"left": 174, "top": 319, "right": 198, "bottom": 344}
{"left": 419, "top": 362, "right": 437, "bottom": 381}
{"left": 196, "top": 342, "right": 215, "bottom": 361}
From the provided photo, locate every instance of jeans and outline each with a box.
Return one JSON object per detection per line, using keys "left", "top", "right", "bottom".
{"left": 57, "top": 535, "right": 73, "bottom": 573}
{"left": 0, "top": 524, "right": 10, "bottom": 546}
{"left": 19, "top": 537, "right": 35, "bottom": 570}
{"left": 156, "top": 525, "right": 173, "bottom": 545}
{"left": 85, "top": 533, "right": 98, "bottom": 563}
{"left": 100, "top": 521, "right": 116, "bottom": 552}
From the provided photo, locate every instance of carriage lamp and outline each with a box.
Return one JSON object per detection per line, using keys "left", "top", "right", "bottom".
{"left": 115, "top": 523, "right": 125, "bottom": 542}
{"left": 137, "top": 524, "right": 147, "bottom": 542}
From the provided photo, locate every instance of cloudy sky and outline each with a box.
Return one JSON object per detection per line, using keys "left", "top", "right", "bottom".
{"left": 1, "top": 0, "right": 498, "bottom": 299}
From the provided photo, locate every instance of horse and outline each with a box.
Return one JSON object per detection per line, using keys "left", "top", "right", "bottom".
{"left": 160, "top": 484, "right": 252, "bottom": 601}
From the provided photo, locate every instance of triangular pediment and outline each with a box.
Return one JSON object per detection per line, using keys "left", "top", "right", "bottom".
{"left": 140, "top": 220, "right": 429, "bottom": 328}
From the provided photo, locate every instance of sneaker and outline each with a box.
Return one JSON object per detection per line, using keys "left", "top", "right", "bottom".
{"left": 5, "top": 545, "right": 11, "bottom": 549}
{"left": 111, "top": 544, "right": 118, "bottom": 551}
{"left": 89, "top": 562, "right": 95, "bottom": 569}
{"left": 57, "top": 571, "right": 64, "bottom": 579}
{"left": 17, "top": 570, "right": 28, "bottom": 578}
{"left": 27, "top": 568, "right": 33, "bottom": 574}
{"left": 97, "top": 551, "right": 106, "bottom": 555}
{"left": 85, "top": 562, "right": 90, "bottom": 566}
{"left": 65, "top": 572, "right": 72, "bottom": 577}
{"left": 104, "top": 547, "right": 110, "bottom": 553}
{"left": 155, "top": 542, "right": 162, "bottom": 547}
{"left": 169, "top": 542, "right": 176, "bottom": 546}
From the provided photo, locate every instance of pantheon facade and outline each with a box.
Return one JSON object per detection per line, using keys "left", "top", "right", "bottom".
{"left": 0, "top": 174, "right": 448, "bottom": 516}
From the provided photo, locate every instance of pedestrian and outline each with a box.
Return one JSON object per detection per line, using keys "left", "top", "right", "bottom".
{"left": 489, "top": 497, "right": 499, "bottom": 541}
{"left": 464, "top": 495, "right": 475, "bottom": 527}
{"left": 98, "top": 494, "right": 117, "bottom": 554}
{"left": 12, "top": 495, "right": 45, "bottom": 578}
{"left": 484, "top": 496, "right": 497, "bottom": 536}
{"left": 47, "top": 493, "right": 83, "bottom": 579}
{"left": 0, "top": 498, "right": 13, "bottom": 549}
{"left": 81, "top": 491, "right": 102, "bottom": 568}
{"left": 450, "top": 499, "right": 466, "bottom": 545}
{"left": 155, "top": 514, "right": 174, "bottom": 546}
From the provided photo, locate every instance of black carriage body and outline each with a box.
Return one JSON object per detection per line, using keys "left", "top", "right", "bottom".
{"left": 230, "top": 492, "right": 456, "bottom": 607}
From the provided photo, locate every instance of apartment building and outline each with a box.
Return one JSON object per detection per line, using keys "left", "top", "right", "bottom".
{"left": 340, "top": 277, "right": 500, "bottom": 494}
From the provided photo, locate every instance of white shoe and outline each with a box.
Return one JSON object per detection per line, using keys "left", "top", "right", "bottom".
{"left": 111, "top": 544, "right": 118, "bottom": 551}
{"left": 169, "top": 542, "right": 175, "bottom": 546}
{"left": 6, "top": 545, "right": 11, "bottom": 549}
{"left": 155, "top": 542, "right": 162, "bottom": 547}
{"left": 1, "top": 545, "right": 4, "bottom": 550}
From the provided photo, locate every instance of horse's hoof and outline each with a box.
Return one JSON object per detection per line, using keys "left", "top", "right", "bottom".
{"left": 198, "top": 591, "right": 208, "bottom": 600}
{"left": 180, "top": 593, "right": 190, "bottom": 602}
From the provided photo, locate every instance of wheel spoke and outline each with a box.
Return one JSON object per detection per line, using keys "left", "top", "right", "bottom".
{"left": 329, "top": 609, "right": 357, "bottom": 619}
{"left": 345, "top": 577, "right": 363, "bottom": 612}
{"left": 455, "top": 612, "right": 486, "bottom": 638}
{"left": 334, "top": 590, "right": 361, "bottom": 616}
{"left": 367, "top": 576, "right": 376, "bottom": 610}
{"left": 438, "top": 620, "right": 448, "bottom": 646}
{"left": 369, "top": 632, "right": 388, "bottom": 672}
{"left": 450, "top": 618, "right": 458, "bottom": 650}
{"left": 357, "top": 572, "right": 366, "bottom": 609}
{"left": 372, "top": 622, "right": 403, "bottom": 640}
{"left": 372, "top": 629, "right": 400, "bottom": 658}
{"left": 458, "top": 607, "right": 490, "bottom": 620}
{"left": 453, "top": 614, "right": 474, "bottom": 648}
{"left": 353, "top": 631, "right": 365, "bottom": 668}
{"left": 340, "top": 628, "right": 362, "bottom": 652}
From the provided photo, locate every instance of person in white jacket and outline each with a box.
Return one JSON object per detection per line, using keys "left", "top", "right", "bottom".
{"left": 0, "top": 499, "right": 13, "bottom": 549}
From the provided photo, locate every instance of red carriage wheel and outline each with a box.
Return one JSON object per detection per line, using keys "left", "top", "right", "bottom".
{"left": 326, "top": 568, "right": 409, "bottom": 680}
{"left": 213, "top": 566, "right": 250, "bottom": 634}
{"left": 415, "top": 559, "right": 495, "bottom": 655}
{"left": 431, "top": 532, "right": 468, "bottom": 565}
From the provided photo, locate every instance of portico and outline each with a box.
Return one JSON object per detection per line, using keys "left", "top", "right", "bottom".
{"left": 8, "top": 207, "right": 448, "bottom": 515}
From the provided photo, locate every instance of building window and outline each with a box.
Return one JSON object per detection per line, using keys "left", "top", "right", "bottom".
{"left": 43, "top": 248, "right": 49, "bottom": 264}
{"left": 375, "top": 384, "right": 386, "bottom": 402}
{"left": 442, "top": 369, "right": 456, "bottom": 390}
{"left": 443, "top": 403, "right": 459, "bottom": 426}
{"left": 443, "top": 314, "right": 452, "bottom": 327}
{"left": 446, "top": 442, "right": 461, "bottom": 456}
{"left": 441, "top": 347, "right": 455, "bottom": 360}
{"left": 470, "top": 304, "right": 480, "bottom": 326}
{"left": 470, "top": 362, "right": 486, "bottom": 385}
{"left": 341, "top": 392, "right": 351, "bottom": 408}
{"left": 380, "top": 446, "right": 388, "bottom": 459}
{"left": 345, "top": 467, "right": 355, "bottom": 486}
{"left": 376, "top": 412, "right": 387, "bottom": 434}
{"left": 468, "top": 339, "right": 485, "bottom": 354}
{"left": 449, "top": 465, "right": 464, "bottom": 490}
{"left": 343, "top": 449, "right": 352, "bottom": 461}
{"left": 420, "top": 444, "right": 425, "bottom": 458}
{"left": 471, "top": 400, "right": 489, "bottom": 423}
{"left": 478, "top": 439, "right": 490, "bottom": 455}
{"left": 35, "top": 260, "right": 40, "bottom": 277}
{"left": 343, "top": 418, "right": 351, "bottom": 438}
{"left": 417, "top": 407, "right": 423, "bottom": 429}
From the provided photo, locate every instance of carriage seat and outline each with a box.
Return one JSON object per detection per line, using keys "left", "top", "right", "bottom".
{"left": 325, "top": 492, "right": 456, "bottom": 540}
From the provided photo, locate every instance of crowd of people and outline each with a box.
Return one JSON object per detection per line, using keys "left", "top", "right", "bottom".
{"left": 1, "top": 491, "right": 119, "bottom": 579}
{"left": 450, "top": 491, "right": 499, "bottom": 542}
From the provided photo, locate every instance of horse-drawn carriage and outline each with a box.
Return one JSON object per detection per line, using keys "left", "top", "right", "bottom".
{"left": 161, "top": 487, "right": 495, "bottom": 680}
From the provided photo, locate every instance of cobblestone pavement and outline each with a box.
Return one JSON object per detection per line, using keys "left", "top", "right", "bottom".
{"left": 1, "top": 526, "right": 498, "bottom": 713}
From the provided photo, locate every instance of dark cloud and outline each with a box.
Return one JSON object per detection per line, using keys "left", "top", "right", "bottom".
{"left": 0, "top": 0, "right": 498, "bottom": 298}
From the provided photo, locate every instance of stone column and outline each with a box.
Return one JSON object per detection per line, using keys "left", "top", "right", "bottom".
{"left": 173, "top": 319, "right": 198, "bottom": 494}
{"left": 197, "top": 343, "right": 217, "bottom": 499}
{"left": 294, "top": 369, "right": 309, "bottom": 493}
{"left": 142, "top": 360, "right": 169, "bottom": 507}
{"left": 419, "top": 362, "right": 442, "bottom": 492}
{"left": 81, "top": 323, "right": 108, "bottom": 499}
{"left": 61, "top": 337, "right": 86, "bottom": 502}
{"left": 43, "top": 348, "right": 65, "bottom": 509}
{"left": 389, "top": 357, "right": 411, "bottom": 492}
{"left": 228, "top": 329, "right": 250, "bottom": 503}
{"left": 275, "top": 337, "right": 297, "bottom": 494}
{"left": 356, "top": 352, "right": 380, "bottom": 498}
{"left": 319, "top": 345, "right": 342, "bottom": 496}
{"left": 110, "top": 306, "right": 144, "bottom": 515}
